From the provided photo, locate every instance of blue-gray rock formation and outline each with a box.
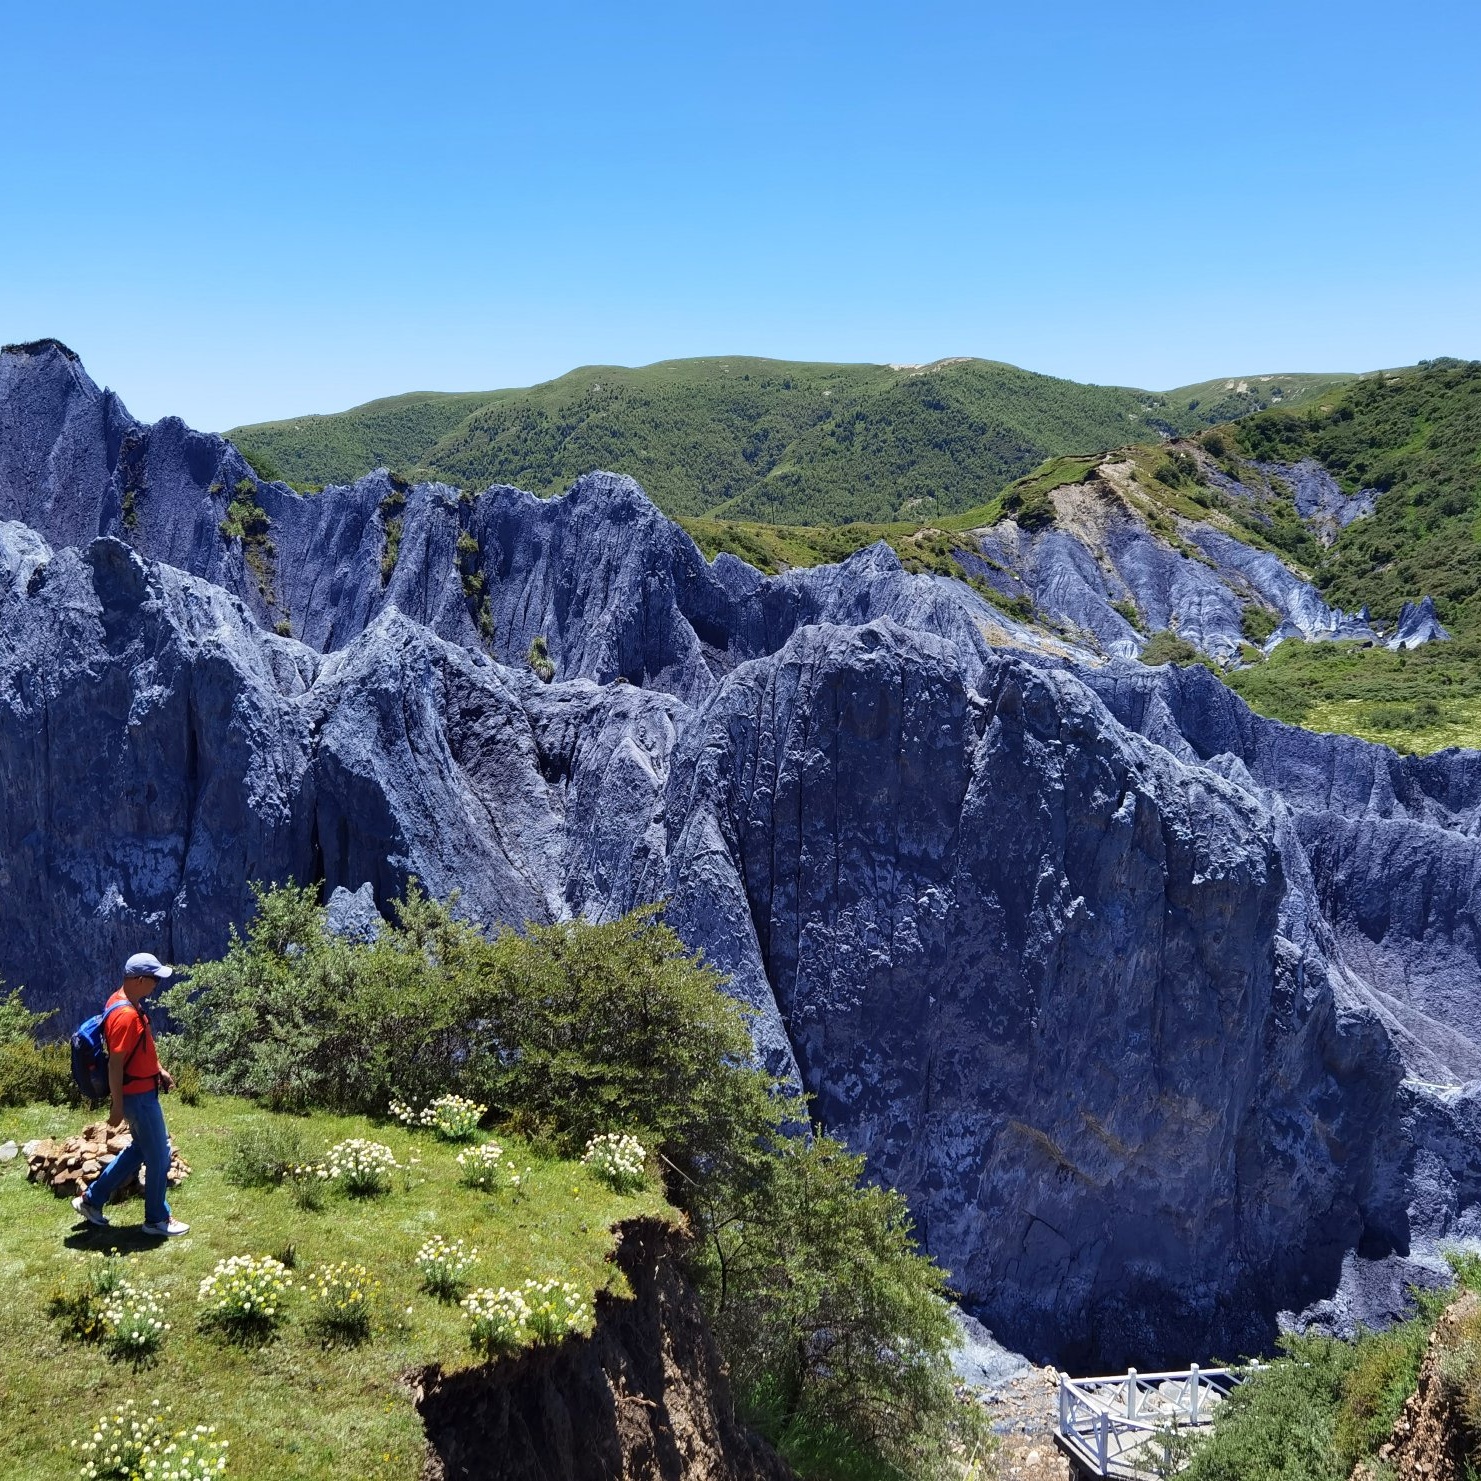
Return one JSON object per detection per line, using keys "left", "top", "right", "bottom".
{"left": 957, "top": 449, "right": 1436, "bottom": 664}
{"left": 1390, "top": 596, "right": 1451, "bottom": 651}
{"left": 3, "top": 340, "right": 1480, "bottom": 1371}
{"left": 1255, "top": 458, "right": 1377, "bottom": 545}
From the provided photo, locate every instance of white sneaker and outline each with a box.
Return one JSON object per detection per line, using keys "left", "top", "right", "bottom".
{"left": 71, "top": 1195, "right": 110, "bottom": 1227}
{"left": 141, "top": 1218, "right": 190, "bottom": 1238}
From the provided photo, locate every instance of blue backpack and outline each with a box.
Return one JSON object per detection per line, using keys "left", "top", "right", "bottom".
{"left": 70, "top": 1000, "right": 139, "bottom": 1101}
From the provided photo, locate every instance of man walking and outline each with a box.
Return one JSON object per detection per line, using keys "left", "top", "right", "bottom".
{"left": 72, "top": 953, "right": 189, "bottom": 1237}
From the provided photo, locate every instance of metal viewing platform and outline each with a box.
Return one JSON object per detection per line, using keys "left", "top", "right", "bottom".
{"left": 1055, "top": 1365, "right": 1242, "bottom": 1477}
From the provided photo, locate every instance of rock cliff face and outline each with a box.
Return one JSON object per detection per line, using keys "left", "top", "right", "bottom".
{"left": 3, "top": 341, "right": 1480, "bottom": 1368}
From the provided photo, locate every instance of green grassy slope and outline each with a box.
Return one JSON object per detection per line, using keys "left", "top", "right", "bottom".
{"left": 227, "top": 390, "right": 500, "bottom": 490}
{"left": 0, "top": 1096, "right": 668, "bottom": 1481}
{"left": 1158, "top": 371, "right": 1356, "bottom": 428}
{"left": 1222, "top": 359, "right": 1481, "bottom": 750}
{"left": 228, "top": 357, "right": 1354, "bottom": 523}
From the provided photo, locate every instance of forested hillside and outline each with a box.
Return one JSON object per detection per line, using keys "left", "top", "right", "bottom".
{"left": 229, "top": 357, "right": 1352, "bottom": 523}
{"left": 1224, "top": 358, "right": 1481, "bottom": 749}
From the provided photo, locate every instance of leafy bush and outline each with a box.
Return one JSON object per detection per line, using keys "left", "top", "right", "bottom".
{"left": 167, "top": 886, "right": 975, "bottom": 1478}
{"left": 197, "top": 1255, "right": 294, "bottom": 1341}
{"left": 101, "top": 1277, "right": 171, "bottom": 1364}
{"left": 1241, "top": 603, "right": 1280, "bottom": 645}
{"left": 1332, "top": 1315, "right": 1432, "bottom": 1470}
{"left": 581, "top": 1132, "right": 647, "bottom": 1192}
{"left": 0, "top": 1036, "right": 77, "bottom": 1107}
{"left": 415, "top": 1236, "right": 478, "bottom": 1302}
{"left": 47, "top": 1253, "right": 125, "bottom": 1342}
{"left": 0, "top": 982, "right": 74, "bottom": 1107}
{"left": 219, "top": 481, "right": 270, "bottom": 543}
{"left": 222, "top": 1118, "right": 308, "bottom": 1187}
{"left": 1140, "top": 630, "right": 1204, "bottom": 667}
{"left": 1180, "top": 1337, "right": 1355, "bottom": 1481}
{"left": 173, "top": 1061, "right": 203, "bottom": 1105}
{"left": 0, "top": 982, "right": 52, "bottom": 1045}
{"left": 165, "top": 888, "right": 785, "bottom": 1181}
{"left": 305, "top": 1261, "right": 378, "bottom": 1344}
{"left": 527, "top": 634, "right": 555, "bottom": 682}
{"left": 699, "top": 1135, "right": 989, "bottom": 1479}
{"left": 324, "top": 1138, "right": 398, "bottom": 1197}
{"left": 1183, "top": 1294, "right": 1450, "bottom": 1481}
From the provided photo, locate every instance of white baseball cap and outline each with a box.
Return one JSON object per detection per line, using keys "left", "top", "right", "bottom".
{"left": 123, "top": 952, "right": 174, "bottom": 980}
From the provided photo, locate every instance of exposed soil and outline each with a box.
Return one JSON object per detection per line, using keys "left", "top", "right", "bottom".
{"left": 414, "top": 1218, "right": 793, "bottom": 1481}
{"left": 1353, "top": 1292, "right": 1481, "bottom": 1481}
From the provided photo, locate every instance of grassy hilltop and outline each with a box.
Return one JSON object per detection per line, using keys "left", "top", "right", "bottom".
{"left": 228, "top": 356, "right": 1351, "bottom": 524}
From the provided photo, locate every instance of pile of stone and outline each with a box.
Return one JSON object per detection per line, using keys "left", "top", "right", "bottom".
{"left": 23, "top": 1122, "right": 190, "bottom": 1201}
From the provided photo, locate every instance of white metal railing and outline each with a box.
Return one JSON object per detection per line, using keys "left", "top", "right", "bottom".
{"left": 1056, "top": 1365, "right": 1243, "bottom": 1477}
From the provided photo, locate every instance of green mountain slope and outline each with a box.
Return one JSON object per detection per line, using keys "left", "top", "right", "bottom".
{"left": 1157, "top": 371, "right": 1355, "bottom": 428}
{"left": 1222, "top": 358, "right": 1481, "bottom": 751}
{"left": 229, "top": 357, "right": 1354, "bottom": 523}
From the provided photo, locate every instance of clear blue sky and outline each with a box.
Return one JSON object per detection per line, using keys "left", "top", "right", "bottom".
{"left": 3, "top": 2, "right": 1478, "bottom": 430}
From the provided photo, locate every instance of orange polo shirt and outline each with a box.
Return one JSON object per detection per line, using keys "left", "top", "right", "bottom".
{"left": 102, "top": 990, "right": 161, "bottom": 1093}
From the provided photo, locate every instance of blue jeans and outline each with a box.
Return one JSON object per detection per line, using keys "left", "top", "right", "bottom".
{"left": 83, "top": 1089, "right": 172, "bottom": 1226}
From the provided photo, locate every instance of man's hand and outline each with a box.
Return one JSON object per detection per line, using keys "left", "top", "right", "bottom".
{"left": 158, "top": 1070, "right": 175, "bottom": 1094}
{"left": 108, "top": 1100, "right": 126, "bottom": 1128}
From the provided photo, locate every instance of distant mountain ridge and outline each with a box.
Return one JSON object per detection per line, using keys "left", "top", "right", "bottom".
{"left": 228, "top": 356, "right": 1355, "bottom": 525}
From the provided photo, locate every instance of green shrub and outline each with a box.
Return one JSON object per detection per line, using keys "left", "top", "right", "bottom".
{"left": 222, "top": 1118, "right": 309, "bottom": 1187}
{"left": 1181, "top": 1336, "right": 1355, "bottom": 1481}
{"left": 1140, "top": 630, "right": 1203, "bottom": 667}
{"left": 1241, "top": 604, "right": 1280, "bottom": 645}
{"left": 164, "top": 888, "right": 785, "bottom": 1178}
{"left": 173, "top": 1062, "right": 203, "bottom": 1106}
{"left": 47, "top": 1254, "right": 125, "bottom": 1342}
{"left": 0, "top": 982, "right": 71, "bottom": 1108}
{"left": 0, "top": 983, "right": 52, "bottom": 1045}
{"left": 1333, "top": 1316, "right": 1432, "bottom": 1471}
{"left": 1001, "top": 484, "right": 1055, "bottom": 531}
{"left": 701, "top": 1135, "right": 990, "bottom": 1479}
{"left": 527, "top": 634, "right": 555, "bottom": 682}
{"left": 165, "top": 884, "right": 975, "bottom": 1479}
{"left": 456, "top": 531, "right": 485, "bottom": 602}
{"left": 0, "top": 1037, "right": 78, "bottom": 1108}
{"left": 219, "top": 481, "right": 270, "bottom": 542}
